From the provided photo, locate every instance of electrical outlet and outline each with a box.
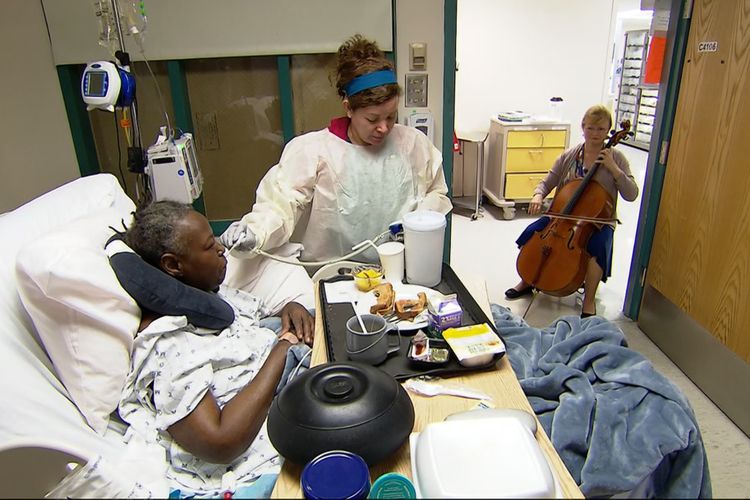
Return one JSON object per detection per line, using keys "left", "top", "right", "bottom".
{"left": 406, "top": 74, "right": 428, "bottom": 107}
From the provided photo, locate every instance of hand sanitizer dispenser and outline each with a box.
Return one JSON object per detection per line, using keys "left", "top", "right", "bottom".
{"left": 407, "top": 111, "right": 434, "bottom": 144}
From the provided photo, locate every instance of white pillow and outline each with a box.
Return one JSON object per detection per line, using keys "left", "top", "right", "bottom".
{"left": 16, "top": 207, "right": 140, "bottom": 435}
{"left": 1, "top": 173, "right": 135, "bottom": 345}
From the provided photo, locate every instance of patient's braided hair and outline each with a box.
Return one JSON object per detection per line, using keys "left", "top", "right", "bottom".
{"left": 124, "top": 200, "right": 194, "bottom": 268}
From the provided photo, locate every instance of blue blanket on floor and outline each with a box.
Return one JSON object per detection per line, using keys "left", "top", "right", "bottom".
{"left": 491, "top": 304, "right": 711, "bottom": 498}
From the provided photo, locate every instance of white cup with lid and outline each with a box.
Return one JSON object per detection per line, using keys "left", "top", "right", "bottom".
{"left": 402, "top": 210, "right": 446, "bottom": 287}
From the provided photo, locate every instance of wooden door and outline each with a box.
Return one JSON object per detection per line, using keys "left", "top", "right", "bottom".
{"left": 640, "top": 0, "right": 750, "bottom": 435}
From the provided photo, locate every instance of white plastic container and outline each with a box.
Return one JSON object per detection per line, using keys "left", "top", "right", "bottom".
{"left": 549, "top": 96, "right": 564, "bottom": 122}
{"left": 410, "top": 410, "right": 558, "bottom": 498}
{"left": 402, "top": 210, "right": 446, "bottom": 287}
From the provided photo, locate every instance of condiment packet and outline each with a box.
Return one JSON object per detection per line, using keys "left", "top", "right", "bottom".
{"left": 409, "top": 331, "right": 450, "bottom": 365}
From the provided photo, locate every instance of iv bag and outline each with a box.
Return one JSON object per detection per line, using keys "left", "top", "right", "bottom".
{"left": 92, "top": 0, "right": 147, "bottom": 54}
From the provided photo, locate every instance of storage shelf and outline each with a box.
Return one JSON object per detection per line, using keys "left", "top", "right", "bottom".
{"left": 615, "top": 29, "right": 659, "bottom": 149}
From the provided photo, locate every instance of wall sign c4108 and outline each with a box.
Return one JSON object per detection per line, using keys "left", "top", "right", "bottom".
{"left": 698, "top": 41, "right": 718, "bottom": 52}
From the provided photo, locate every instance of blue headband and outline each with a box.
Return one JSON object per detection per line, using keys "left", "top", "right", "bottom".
{"left": 344, "top": 70, "right": 398, "bottom": 97}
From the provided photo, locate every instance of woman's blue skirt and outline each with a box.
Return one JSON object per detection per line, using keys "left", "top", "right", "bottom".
{"left": 515, "top": 216, "right": 614, "bottom": 282}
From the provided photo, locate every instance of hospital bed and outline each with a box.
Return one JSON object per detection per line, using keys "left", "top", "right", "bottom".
{"left": 0, "top": 174, "right": 169, "bottom": 497}
{"left": 0, "top": 173, "right": 316, "bottom": 497}
{"left": 0, "top": 173, "right": 712, "bottom": 498}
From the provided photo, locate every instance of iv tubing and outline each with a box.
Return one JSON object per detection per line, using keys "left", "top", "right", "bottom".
{"left": 229, "top": 230, "right": 391, "bottom": 268}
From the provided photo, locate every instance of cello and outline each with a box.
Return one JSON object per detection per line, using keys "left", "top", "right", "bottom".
{"left": 515, "top": 121, "right": 631, "bottom": 297}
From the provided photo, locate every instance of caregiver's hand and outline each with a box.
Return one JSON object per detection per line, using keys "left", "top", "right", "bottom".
{"left": 279, "top": 302, "right": 315, "bottom": 346}
{"left": 219, "top": 221, "right": 257, "bottom": 252}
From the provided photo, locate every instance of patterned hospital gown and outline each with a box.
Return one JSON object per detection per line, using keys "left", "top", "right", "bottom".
{"left": 119, "top": 286, "right": 282, "bottom": 494}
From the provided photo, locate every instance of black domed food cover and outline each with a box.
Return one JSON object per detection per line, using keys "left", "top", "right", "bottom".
{"left": 268, "top": 362, "right": 415, "bottom": 466}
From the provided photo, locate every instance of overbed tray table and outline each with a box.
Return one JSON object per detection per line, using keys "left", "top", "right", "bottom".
{"left": 319, "top": 263, "right": 504, "bottom": 380}
{"left": 271, "top": 268, "right": 583, "bottom": 498}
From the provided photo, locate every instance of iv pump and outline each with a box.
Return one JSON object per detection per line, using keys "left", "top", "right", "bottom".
{"left": 80, "top": 0, "right": 203, "bottom": 205}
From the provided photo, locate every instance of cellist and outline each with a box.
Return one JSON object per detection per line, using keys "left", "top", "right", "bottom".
{"left": 504, "top": 105, "right": 639, "bottom": 317}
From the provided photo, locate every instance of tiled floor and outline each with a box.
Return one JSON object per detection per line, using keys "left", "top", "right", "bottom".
{"left": 449, "top": 145, "right": 750, "bottom": 498}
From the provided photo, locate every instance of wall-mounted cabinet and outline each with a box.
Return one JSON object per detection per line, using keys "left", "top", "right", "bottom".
{"left": 615, "top": 29, "right": 659, "bottom": 151}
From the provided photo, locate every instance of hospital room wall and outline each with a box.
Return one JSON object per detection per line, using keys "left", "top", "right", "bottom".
{"left": 395, "top": 0, "right": 445, "bottom": 153}
{"left": 0, "top": 0, "right": 633, "bottom": 215}
{"left": 0, "top": 0, "right": 80, "bottom": 213}
{"left": 455, "top": 0, "right": 644, "bottom": 145}
{"left": 0, "top": 0, "right": 444, "bottom": 218}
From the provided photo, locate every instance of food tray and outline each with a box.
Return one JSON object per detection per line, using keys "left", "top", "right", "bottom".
{"left": 318, "top": 263, "right": 505, "bottom": 381}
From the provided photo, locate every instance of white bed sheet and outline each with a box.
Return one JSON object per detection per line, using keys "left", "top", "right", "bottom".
{"left": 0, "top": 174, "right": 168, "bottom": 496}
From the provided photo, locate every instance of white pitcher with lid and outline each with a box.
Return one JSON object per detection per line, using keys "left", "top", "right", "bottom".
{"left": 402, "top": 210, "right": 446, "bottom": 287}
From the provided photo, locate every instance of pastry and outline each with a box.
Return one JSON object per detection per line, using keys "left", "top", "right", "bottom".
{"left": 369, "top": 282, "right": 395, "bottom": 315}
{"left": 395, "top": 292, "right": 428, "bottom": 321}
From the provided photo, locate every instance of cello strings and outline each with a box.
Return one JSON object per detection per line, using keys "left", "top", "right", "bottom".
{"left": 543, "top": 212, "right": 620, "bottom": 227}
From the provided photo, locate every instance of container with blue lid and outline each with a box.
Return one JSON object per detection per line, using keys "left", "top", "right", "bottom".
{"left": 301, "top": 450, "right": 371, "bottom": 499}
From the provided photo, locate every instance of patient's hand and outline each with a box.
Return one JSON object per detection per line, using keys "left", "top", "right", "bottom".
{"left": 279, "top": 302, "right": 314, "bottom": 346}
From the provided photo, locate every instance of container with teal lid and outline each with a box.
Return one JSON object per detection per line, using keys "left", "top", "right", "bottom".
{"left": 368, "top": 472, "right": 416, "bottom": 499}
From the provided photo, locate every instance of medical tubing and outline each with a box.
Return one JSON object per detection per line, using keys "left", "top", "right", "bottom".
{"left": 112, "top": 111, "right": 129, "bottom": 196}
{"left": 245, "top": 230, "right": 392, "bottom": 268}
{"left": 289, "top": 348, "right": 312, "bottom": 381}
{"left": 136, "top": 35, "right": 173, "bottom": 140}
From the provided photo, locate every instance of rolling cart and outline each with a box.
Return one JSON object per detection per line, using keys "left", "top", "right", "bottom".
{"left": 484, "top": 118, "right": 570, "bottom": 219}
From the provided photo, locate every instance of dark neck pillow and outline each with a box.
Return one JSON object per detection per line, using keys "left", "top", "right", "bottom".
{"left": 105, "top": 235, "right": 234, "bottom": 330}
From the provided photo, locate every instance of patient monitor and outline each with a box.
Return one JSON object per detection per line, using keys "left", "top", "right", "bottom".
{"left": 145, "top": 131, "right": 204, "bottom": 203}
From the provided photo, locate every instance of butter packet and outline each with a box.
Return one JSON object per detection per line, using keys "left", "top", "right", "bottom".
{"left": 408, "top": 331, "right": 450, "bottom": 367}
{"left": 442, "top": 323, "right": 506, "bottom": 367}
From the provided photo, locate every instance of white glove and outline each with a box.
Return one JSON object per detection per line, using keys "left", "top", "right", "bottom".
{"left": 219, "top": 221, "right": 257, "bottom": 252}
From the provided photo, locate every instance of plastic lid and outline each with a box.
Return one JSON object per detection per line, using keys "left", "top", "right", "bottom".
{"left": 413, "top": 417, "right": 556, "bottom": 498}
{"left": 368, "top": 472, "right": 416, "bottom": 499}
{"left": 274, "top": 363, "right": 398, "bottom": 429}
{"left": 402, "top": 210, "right": 446, "bottom": 232}
{"left": 301, "top": 450, "right": 371, "bottom": 499}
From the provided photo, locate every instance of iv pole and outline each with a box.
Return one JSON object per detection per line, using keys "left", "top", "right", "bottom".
{"left": 109, "top": 0, "right": 146, "bottom": 177}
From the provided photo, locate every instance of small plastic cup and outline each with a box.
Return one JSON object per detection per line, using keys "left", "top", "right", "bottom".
{"left": 301, "top": 450, "right": 371, "bottom": 499}
{"left": 377, "top": 241, "right": 405, "bottom": 284}
{"left": 353, "top": 264, "right": 384, "bottom": 292}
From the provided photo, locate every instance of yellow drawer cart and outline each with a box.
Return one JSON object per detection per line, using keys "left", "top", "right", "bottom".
{"left": 484, "top": 118, "right": 570, "bottom": 219}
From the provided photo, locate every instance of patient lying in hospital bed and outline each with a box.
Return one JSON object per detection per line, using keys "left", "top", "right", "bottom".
{"left": 0, "top": 175, "right": 312, "bottom": 497}
{"left": 115, "top": 200, "right": 311, "bottom": 496}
